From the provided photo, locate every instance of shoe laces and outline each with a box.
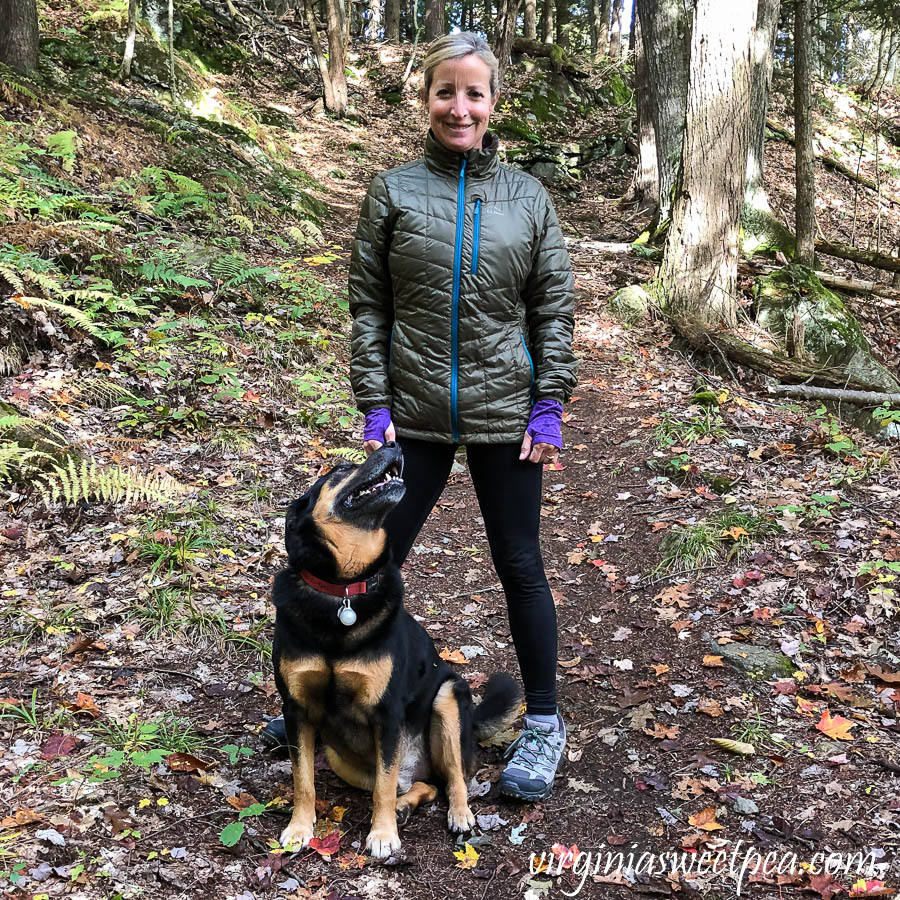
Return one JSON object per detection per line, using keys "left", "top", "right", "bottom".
{"left": 504, "top": 725, "right": 557, "bottom": 767}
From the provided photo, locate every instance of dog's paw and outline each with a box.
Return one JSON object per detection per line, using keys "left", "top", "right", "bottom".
{"left": 447, "top": 803, "right": 475, "bottom": 833}
{"left": 365, "top": 827, "right": 402, "bottom": 860}
{"left": 280, "top": 819, "right": 315, "bottom": 851}
{"left": 395, "top": 803, "right": 413, "bottom": 828}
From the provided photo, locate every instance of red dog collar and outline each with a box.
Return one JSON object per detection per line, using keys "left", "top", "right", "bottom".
{"left": 300, "top": 570, "right": 376, "bottom": 596}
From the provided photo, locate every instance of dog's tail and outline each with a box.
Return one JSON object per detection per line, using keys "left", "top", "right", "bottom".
{"left": 472, "top": 673, "right": 522, "bottom": 743}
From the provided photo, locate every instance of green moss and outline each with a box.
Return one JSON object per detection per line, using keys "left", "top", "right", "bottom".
{"left": 494, "top": 117, "right": 542, "bottom": 144}
{"left": 740, "top": 204, "right": 795, "bottom": 258}
{"left": 608, "top": 284, "right": 652, "bottom": 323}
{"left": 754, "top": 265, "right": 868, "bottom": 366}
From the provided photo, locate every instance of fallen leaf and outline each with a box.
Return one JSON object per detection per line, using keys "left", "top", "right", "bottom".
{"left": 439, "top": 648, "right": 469, "bottom": 665}
{"left": 309, "top": 831, "right": 341, "bottom": 857}
{"left": 710, "top": 737, "right": 755, "bottom": 756}
{"left": 702, "top": 655, "right": 724, "bottom": 667}
{"left": 454, "top": 842, "right": 480, "bottom": 869}
{"left": 687, "top": 806, "right": 724, "bottom": 831}
{"left": 697, "top": 697, "right": 724, "bottom": 717}
{"left": 815, "top": 709, "right": 855, "bottom": 741}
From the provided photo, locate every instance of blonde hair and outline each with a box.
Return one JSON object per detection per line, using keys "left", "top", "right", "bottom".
{"left": 422, "top": 32, "right": 500, "bottom": 97}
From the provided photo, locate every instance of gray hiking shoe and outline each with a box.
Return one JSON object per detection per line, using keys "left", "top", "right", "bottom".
{"left": 497, "top": 714, "right": 566, "bottom": 801}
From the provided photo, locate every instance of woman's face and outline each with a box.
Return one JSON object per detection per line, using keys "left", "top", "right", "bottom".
{"left": 427, "top": 54, "right": 497, "bottom": 153}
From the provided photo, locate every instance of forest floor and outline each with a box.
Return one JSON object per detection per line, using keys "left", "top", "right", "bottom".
{"left": 2, "top": 14, "right": 900, "bottom": 900}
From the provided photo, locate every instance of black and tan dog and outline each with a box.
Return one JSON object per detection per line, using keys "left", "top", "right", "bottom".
{"left": 272, "top": 443, "right": 520, "bottom": 859}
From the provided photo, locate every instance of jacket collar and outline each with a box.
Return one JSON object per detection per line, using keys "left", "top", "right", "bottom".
{"left": 424, "top": 130, "right": 499, "bottom": 179}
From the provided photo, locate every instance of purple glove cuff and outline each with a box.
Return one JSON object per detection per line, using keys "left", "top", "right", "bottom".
{"left": 363, "top": 407, "right": 392, "bottom": 443}
{"left": 526, "top": 398, "right": 563, "bottom": 450}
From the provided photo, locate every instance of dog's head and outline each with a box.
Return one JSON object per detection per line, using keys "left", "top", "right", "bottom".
{"left": 284, "top": 443, "right": 406, "bottom": 581}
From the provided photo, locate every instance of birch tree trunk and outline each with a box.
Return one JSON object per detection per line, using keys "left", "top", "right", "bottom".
{"left": 0, "top": 0, "right": 39, "bottom": 73}
{"left": 167, "top": 0, "right": 176, "bottom": 103}
{"left": 640, "top": 0, "right": 691, "bottom": 228}
{"left": 524, "top": 0, "right": 536, "bottom": 40}
{"left": 384, "top": 0, "right": 400, "bottom": 42}
{"left": 120, "top": 0, "right": 139, "bottom": 79}
{"left": 590, "top": 0, "right": 610, "bottom": 60}
{"left": 658, "top": 0, "right": 756, "bottom": 328}
{"left": 631, "top": 0, "right": 658, "bottom": 208}
{"left": 794, "top": 0, "right": 815, "bottom": 266}
{"left": 608, "top": 0, "right": 623, "bottom": 57}
{"left": 366, "top": 0, "right": 381, "bottom": 40}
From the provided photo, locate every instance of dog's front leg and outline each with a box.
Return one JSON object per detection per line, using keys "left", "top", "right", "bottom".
{"left": 280, "top": 711, "right": 316, "bottom": 850}
{"left": 365, "top": 726, "right": 402, "bottom": 860}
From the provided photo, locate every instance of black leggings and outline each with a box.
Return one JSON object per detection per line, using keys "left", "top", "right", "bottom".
{"left": 386, "top": 437, "right": 558, "bottom": 715}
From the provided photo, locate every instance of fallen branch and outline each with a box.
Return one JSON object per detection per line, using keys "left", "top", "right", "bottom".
{"left": 743, "top": 262, "right": 900, "bottom": 302}
{"left": 815, "top": 239, "right": 900, "bottom": 273}
{"left": 511, "top": 38, "right": 587, "bottom": 78}
{"left": 766, "top": 118, "right": 900, "bottom": 209}
{"left": 770, "top": 384, "right": 900, "bottom": 405}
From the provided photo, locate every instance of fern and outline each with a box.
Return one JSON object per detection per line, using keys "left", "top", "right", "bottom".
{"left": 325, "top": 447, "right": 366, "bottom": 464}
{"left": 6, "top": 295, "right": 107, "bottom": 338}
{"left": 38, "top": 458, "right": 190, "bottom": 506}
{"left": 45, "top": 131, "right": 78, "bottom": 174}
{"left": 0, "top": 262, "right": 25, "bottom": 293}
{"left": 0, "top": 69, "right": 38, "bottom": 103}
{"left": 0, "top": 413, "right": 67, "bottom": 450}
{"left": 0, "top": 442, "right": 54, "bottom": 482}
{"left": 139, "top": 259, "right": 211, "bottom": 290}
{"left": 287, "top": 220, "right": 323, "bottom": 248}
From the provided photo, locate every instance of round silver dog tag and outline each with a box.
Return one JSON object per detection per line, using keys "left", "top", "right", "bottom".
{"left": 338, "top": 598, "right": 357, "bottom": 627}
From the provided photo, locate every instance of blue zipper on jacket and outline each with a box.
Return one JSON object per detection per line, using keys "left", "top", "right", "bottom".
{"left": 521, "top": 333, "right": 535, "bottom": 399}
{"left": 471, "top": 199, "right": 481, "bottom": 275}
{"left": 450, "top": 157, "right": 467, "bottom": 442}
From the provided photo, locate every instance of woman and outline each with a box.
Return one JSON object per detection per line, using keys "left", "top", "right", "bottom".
{"left": 267, "top": 32, "right": 577, "bottom": 801}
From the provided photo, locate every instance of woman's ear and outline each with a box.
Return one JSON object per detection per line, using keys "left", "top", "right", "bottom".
{"left": 490, "top": 91, "right": 500, "bottom": 114}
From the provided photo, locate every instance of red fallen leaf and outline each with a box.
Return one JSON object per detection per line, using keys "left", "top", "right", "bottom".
{"left": 242, "top": 390, "right": 261, "bottom": 403}
{"left": 606, "top": 834, "right": 627, "bottom": 846}
{"left": 309, "top": 830, "right": 341, "bottom": 857}
{"left": 866, "top": 665, "right": 900, "bottom": 684}
{"left": 42, "top": 733, "right": 80, "bottom": 759}
{"left": 62, "top": 692, "right": 101, "bottom": 718}
{"left": 166, "top": 752, "right": 211, "bottom": 773}
{"left": 815, "top": 709, "right": 855, "bottom": 741}
{"left": 549, "top": 843, "right": 580, "bottom": 868}
{"left": 850, "top": 879, "right": 895, "bottom": 897}
{"left": 808, "top": 872, "right": 845, "bottom": 900}
{"left": 772, "top": 680, "right": 797, "bottom": 696}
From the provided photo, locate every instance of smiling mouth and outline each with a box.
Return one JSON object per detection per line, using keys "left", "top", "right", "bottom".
{"left": 343, "top": 462, "right": 404, "bottom": 507}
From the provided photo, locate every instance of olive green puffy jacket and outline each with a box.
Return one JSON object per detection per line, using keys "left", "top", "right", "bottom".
{"left": 348, "top": 131, "right": 577, "bottom": 444}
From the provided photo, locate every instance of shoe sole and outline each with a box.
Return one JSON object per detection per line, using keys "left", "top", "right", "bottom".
{"left": 497, "top": 779, "right": 554, "bottom": 802}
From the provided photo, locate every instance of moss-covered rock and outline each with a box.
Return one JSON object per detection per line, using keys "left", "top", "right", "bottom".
{"left": 494, "top": 117, "right": 542, "bottom": 144}
{"left": 754, "top": 265, "right": 900, "bottom": 393}
{"left": 608, "top": 284, "right": 652, "bottom": 323}
{"left": 740, "top": 203, "right": 795, "bottom": 258}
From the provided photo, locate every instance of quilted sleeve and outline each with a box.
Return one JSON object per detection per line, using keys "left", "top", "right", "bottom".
{"left": 522, "top": 187, "right": 578, "bottom": 403}
{"left": 348, "top": 174, "right": 394, "bottom": 412}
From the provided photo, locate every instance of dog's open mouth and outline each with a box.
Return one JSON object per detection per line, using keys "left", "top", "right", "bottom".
{"left": 342, "top": 461, "right": 404, "bottom": 508}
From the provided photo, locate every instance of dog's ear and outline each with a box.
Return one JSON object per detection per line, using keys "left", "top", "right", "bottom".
{"left": 284, "top": 494, "right": 314, "bottom": 559}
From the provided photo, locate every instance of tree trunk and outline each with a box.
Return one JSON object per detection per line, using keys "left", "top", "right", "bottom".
{"left": 590, "top": 0, "right": 610, "bottom": 60}
{"left": 120, "top": 0, "right": 139, "bottom": 80}
{"left": 384, "top": 0, "right": 400, "bottom": 42}
{"left": 630, "top": 0, "right": 658, "bottom": 208}
{"left": 299, "top": 0, "right": 337, "bottom": 111}
{"left": 167, "top": 0, "right": 176, "bottom": 103}
{"left": 541, "top": 0, "right": 553, "bottom": 44}
{"left": 494, "top": 0, "right": 522, "bottom": 87}
{"left": 366, "top": 0, "right": 381, "bottom": 40}
{"left": 484, "top": 0, "right": 493, "bottom": 40}
{"left": 0, "top": 0, "right": 39, "bottom": 73}
{"left": 325, "top": 0, "right": 348, "bottom": 114}
{"left": 640, "top": 0, "right": 691, "bottom": 229}
{"left": 658, "top": 0, "right": 756, "bottom": 329}
{"left": 741, "top": 0, "right": 782, "bottom": 252}
{"left": 523, "top": 0, "right": 536, "bottom": 40}
{"left": 608, "top": 0, "right": 623, "bottom": 57}
{"left": 794, "top": 0, "right": 815, "bottom": 266}
{"left": 408, "top": 0, "right": 418, "bottom": 40}
{"left": 425, "top": 0, "right": 443, "bottom": 40}
{"left": 555, "top": 0, "right": 569, "bottom": 49}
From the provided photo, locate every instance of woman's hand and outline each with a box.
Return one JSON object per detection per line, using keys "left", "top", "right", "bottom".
{"left": 519, "top": 433, "right": 559, "bottom": 465}
{"left": 364, "top": 420, "right": 396, "bottom": 456}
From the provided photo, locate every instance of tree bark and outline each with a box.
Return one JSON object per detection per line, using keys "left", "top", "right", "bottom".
{"left": 541, "top": 0, "right": 554, "bottom": 44}
{"left": 608, "top": 0, "right": 623, "bottom": 57}
{"left": 794, "top": 0, "right": 816, "bottom": 266}
{"left": 0, "top": 0, "right": 39, "bottom": 73}
{"left": 743, "top": 0, "right": 780, "bottom": 216}
{"left": 409, "top": 0, "right": 419, "bottom": 40}
{"left": 384, "top": 0, "right": 400, "bottom": 42}
{"left": 494, "top": 0, "right": 522, "bottom": 88}
{"left": 630, "top": 0, "right": 658, "bottom": 208}
{"left": 120, "top": 0, "right": 139, "bottom": 80}
{"left": 640, "top": 0, "right": 691, "bottom": 229}
{"left": 325, "top": 0, "right": 348, "bottom": 114}
{"left": 299, "top": 0, "right": 336, "bottom": 111}
{"left": 771, "top": 384, "right": 900, "bottom": 405}
{"left": 365, "top": 0, "right": 381, "bottom": 40}
{"left": 815, "top": 239, "right": 900, "bottom": 273}
{"left": 523, "top": 0, "right": 536, "bottom": 40}
{"left": 167, "top": 0, "right": 176, "bottom": 103}
{"left": 658, "top": 0, "right": 756, "bottom": 329}
{"left": 425, "top": 0, "right": 443, "bottom": 40}
{"left": 555, "top": 0, "right": 569, "bottom": 49}
{"left": 590, "top": 0, "right": 610, "bottom": 60}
